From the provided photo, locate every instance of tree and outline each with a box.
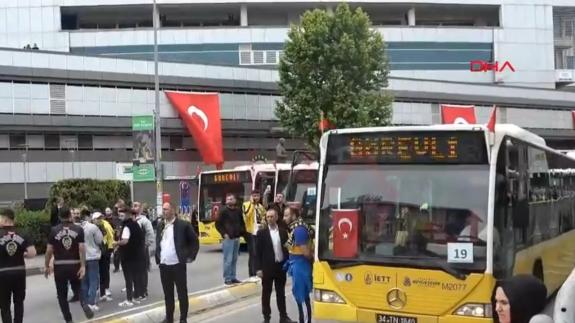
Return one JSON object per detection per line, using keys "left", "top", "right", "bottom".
{"left": 276, "top": 3, "right": 393, "bottom": 150}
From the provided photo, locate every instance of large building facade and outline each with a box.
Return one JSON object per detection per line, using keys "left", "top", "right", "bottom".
{"left": 1, "top": 0, "right": 575, "bottom": 204}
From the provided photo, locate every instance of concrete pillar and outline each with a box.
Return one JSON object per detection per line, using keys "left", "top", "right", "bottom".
{"left": 240, "top": 4, "right": 248, "bottom": 27}
{"left": 408, "top": 7, "right": 416, "bottom": 26}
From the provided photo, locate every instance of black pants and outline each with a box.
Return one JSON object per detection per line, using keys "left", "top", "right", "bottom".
{"left": 261, "top": 263, "right": 288, "bottom": 321}
{"left": 0, "top": 273, "right": 26, "bottom": 323}
{"left": 54, "top": 266, "right": 83, "bottom": 322}
{"left": 113, "top": 249, "right": 121, "bottom": 271}
{"left": 246, "top": 234, "right": 257, "bottom": 277}
{"left": 159, "top": 263, "right": 188, "bottom": 323}
{"left": 99, "top": 249, "right": 112, "bottom": 296}
{"left": 121, "top": 260, "right": 143, "bottom": 301}
{"left": 140, "top": 247, "right": 150, "bottom": 296}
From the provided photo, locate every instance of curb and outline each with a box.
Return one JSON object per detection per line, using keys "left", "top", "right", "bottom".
{"left": 88, "top": 281, "right": 262, "bottom": 323}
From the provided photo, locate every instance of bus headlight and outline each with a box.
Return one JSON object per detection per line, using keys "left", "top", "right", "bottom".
{"left": 314, "top": 289, "right": 346, "bottom": 304}
{"left": 454, "top": 303, "right": 492, "bottom": 318}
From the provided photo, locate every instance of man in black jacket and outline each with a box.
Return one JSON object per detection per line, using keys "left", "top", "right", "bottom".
{"left": 256, "top": 209, "right": 296, "bottom": 323}
{"left": 215, "top": 193, "right": 245, "bottom": 285}
{"left": 155, "top": 202, "right": 199, "bottom": 323}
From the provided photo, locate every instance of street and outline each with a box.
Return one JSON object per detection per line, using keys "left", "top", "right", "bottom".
{"left": 22, "top": 245, "right": 248, "bottom": 323}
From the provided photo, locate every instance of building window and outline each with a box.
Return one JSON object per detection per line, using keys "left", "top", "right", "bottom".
{"left": 170, "top": 135, "right": 183, "bottom": 150}
{"left": 78, "top": 134, "right": 93, "bottom": 150}
{"left": 45, "top": 134, "right": 60, "bottom": 150}
{"left": 9, "top": 134, "right": 26, "bottom": 150}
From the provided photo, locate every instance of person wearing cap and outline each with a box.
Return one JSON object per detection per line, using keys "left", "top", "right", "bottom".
{"left": 80, "top": 210, "right": 103, "bottom": 312}
{"left": 242, "top": 189, "right": 267, "bottom": 279}
{"left": 93, "top": 212, "right": 115, "bottom": 302}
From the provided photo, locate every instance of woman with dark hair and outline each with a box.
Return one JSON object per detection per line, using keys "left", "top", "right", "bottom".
{"left": 493, "top": 275, "right": 548, "bottom": 323}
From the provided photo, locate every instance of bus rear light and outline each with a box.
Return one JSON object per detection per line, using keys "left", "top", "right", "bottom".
{"left": 314, "top": 289, "right": 346, "bottom": 304}
{"left": 454, "top": 303, "right": 492, "bottom": 318}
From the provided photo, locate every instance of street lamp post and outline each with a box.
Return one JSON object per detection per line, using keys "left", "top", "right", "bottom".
{"left": 153, "top": 0, "right": 163, "bottom": 216}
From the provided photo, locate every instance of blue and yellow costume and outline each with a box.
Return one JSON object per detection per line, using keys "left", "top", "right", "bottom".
{"left": 284, "top": 218, "right": 313, "bottom": 323}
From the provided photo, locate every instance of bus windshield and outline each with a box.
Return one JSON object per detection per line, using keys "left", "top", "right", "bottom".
{"left": 318, "top": 130, "right": 491, "bottom": 273}
{"left": 198, "top": 170, "right": 252, "bottom": 222}
{"left": 318, "top": 164, "right": 489, "bottom": 272}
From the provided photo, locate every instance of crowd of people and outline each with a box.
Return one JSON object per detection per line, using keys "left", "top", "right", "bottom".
{"left": 215, "top": 189, "right": 314, "bottom": 323}
{"left": 0, "top": 197, "right": 199, "bottom": 323}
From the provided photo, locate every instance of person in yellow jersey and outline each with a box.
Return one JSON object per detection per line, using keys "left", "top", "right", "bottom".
{"left": 283, "top": 207, "right": 313, "bottom": 323}
{"left": 242, "top": 189, "right": 267, "bottom": 280}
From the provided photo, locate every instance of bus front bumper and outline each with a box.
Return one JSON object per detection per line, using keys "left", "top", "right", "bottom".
{"left": 314, "top": 302, "right": 492, "bottom": 323}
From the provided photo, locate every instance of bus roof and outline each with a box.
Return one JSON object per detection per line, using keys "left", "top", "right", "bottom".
{"left": 200, "top": 163, "right": 292, "bottom": 175}
{"left": 323, "top": 124, "right": 546, "bottom": 147}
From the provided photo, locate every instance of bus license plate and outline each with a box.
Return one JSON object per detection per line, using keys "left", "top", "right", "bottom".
{"left": 376, "top": 314, "right": 417, "bottom": 323}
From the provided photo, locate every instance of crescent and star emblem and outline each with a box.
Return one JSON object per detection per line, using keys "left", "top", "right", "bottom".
{"left": 453, "top": 117, "right": 470, "bottom": 125}
{"left": 337, "top": 217, "right": 353, "bottom": 239}
{"left": 187, "top": 105, "right": 209, "bottom": 131}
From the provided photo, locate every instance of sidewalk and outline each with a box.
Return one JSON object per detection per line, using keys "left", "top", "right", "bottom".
{"left": 25, "top": 254, "right": 46, "bottom": 276}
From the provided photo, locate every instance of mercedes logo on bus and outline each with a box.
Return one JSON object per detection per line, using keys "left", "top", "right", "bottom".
{"left": 386, "top": 288, "right": 407, "bottom": 309}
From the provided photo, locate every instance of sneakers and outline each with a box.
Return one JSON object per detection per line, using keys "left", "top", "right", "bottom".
{"left": 247, "top": 276, "right": 261, "bottom": 283}
{"left": 81, "top": 303, "right": 94, "bottom": 319}
{"left": 88, "top": 305, "right": 100, "bottom": 312}
{"left": 231, "top": 279, "right": 242, "bottom": 284}
{"left": 132, "top": 298, "right": 141, "bottom": 304}
{"left": 118, "top": 300, "right": 134, "bottom": 308}
{"left": 136, "top": 296, "right": 147, "bottom": 302}
{"left": 121, "top": 287, "right": 126, "bottom": 292}
{"left": 105, "top": 289, "right": 112, "bottom": 296}
{"left": 99, "top": 295, "right": 113, "bottom": 302}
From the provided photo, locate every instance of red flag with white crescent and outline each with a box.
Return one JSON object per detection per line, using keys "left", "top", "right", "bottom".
{"left": 441, "top": 104, "right": 477, "bottom": 124}
{"left": 332, "top": 209, "right": 359, "bottom": 258}
{"left": 487, "top": 105, "right": 497, "bottom": 133}
{"left": 165, "top": 91, "right": 224, "bottom": 166}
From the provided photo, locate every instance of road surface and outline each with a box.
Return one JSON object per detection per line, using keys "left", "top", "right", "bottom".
{"left": 22, "top": 245, "right": 248, "bottom": 323}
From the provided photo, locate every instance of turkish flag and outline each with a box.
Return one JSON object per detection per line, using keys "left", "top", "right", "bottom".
{"left": 487, "top": 105, "right": 497, "bottom": 133}
{"left": 572, "top": 111, "right": 575, "bottom": 129}
{"left": 165, "top": 91, "right": 224, "bottom": 166}
{"left": 441, "top": 104, "right": 477, "bottom": 124}
{"left": 332, "top": 209, "right": 359, "bottom": 258}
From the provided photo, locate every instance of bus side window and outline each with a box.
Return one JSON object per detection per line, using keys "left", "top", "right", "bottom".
{"left": 505, "top": 139, "right": 529, "bottom": 230}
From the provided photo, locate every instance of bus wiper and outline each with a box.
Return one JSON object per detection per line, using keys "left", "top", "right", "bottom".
{"left": 328, "top": 259, "right": 368, "bottom": 269}
{"left": 425, "top": 259, "right": 467, "bottom": 281}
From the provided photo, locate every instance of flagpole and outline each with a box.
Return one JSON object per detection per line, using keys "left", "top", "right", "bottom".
{"left": 153, "top": 0, "right": 163, "bottom": 217}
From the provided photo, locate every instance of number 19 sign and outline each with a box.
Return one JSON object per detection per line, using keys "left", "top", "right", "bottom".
{"left": 447, "top": 242, "right": 474, "bottom": 264}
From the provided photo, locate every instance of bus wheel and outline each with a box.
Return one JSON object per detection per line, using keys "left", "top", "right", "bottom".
{"left": 533, "top": 260, "right": 544, "bottom": 283}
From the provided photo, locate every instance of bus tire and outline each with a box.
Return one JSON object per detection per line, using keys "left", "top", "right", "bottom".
{"left": 533, "top": 260, "right": 544, "bottom": 283}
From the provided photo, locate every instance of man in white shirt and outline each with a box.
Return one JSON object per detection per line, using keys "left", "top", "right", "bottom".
{"left": 255, "top": 209, "right": 295, "bottom": 323}
{"left": 155, "top": 203, "right": 199, "bottom": 323}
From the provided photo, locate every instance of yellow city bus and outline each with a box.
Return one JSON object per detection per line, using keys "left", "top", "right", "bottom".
{"left": 197, "top": 163, "right": 289, "bottom": 245}
{"left": 313, "top": 124, "right": 575, "bottom": 322}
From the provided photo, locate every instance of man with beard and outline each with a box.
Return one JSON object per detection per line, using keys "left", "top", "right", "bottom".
{"left": 215, "top": 194, "right": 245, "bottom": 285}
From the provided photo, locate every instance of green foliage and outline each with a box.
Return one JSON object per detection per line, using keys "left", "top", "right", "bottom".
{"left": 47, "top": 179, "right": 130, "bottom": 211}
{"left": 14, "top": 210, "right": 50, "bottom": 254}
{"left": 276, "top": 3, "right": 393, "bottom": 150}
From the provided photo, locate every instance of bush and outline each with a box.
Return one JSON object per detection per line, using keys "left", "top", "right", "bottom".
{"left": 14, "top": 210, "right": 50, "bottom": 254}
{"left": 47, "top": 179, "right": 131, "bottom": 211}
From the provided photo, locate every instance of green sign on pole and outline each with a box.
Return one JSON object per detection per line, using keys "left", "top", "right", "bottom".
{"left": 132, "top": 115, "right": 156, "bottom": 182}
{"left": 132, "top": 115, "right": 155, "bottom": 131}
{"left": 133, "top": 164, "right": 156, "bottom": 182}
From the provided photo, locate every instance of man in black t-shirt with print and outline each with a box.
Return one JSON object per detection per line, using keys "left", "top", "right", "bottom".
{"left": 0, "top": 208, "right": 36, "bottom": 323}
{"left": 45, "top": 208, "right": 94, "bottom": 322}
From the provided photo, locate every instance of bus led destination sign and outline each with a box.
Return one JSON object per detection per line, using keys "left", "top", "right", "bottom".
{"left": 327, "top": 131, "right": 487, "bottom": 164}
{"left": 203, "top": 171, "right": 250, "bottom": 184}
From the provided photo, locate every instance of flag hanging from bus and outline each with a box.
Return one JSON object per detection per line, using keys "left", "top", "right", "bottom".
{"left": 165, "top": 91, "right": 224, "bottom": 166}
{"left": 332, "top": 209, "right": 360, "bottom": 258}
{"left": 441, "top": 104, "right": 477, "bottom": 124}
